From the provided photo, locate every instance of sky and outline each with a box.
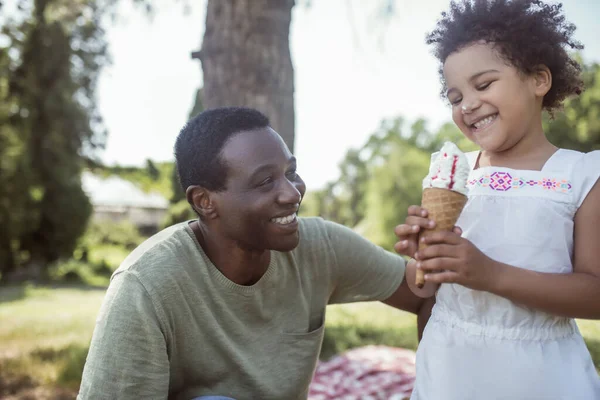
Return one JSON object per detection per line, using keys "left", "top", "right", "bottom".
{"left": 98, "top": 0, "right": 600, "bottom": 191}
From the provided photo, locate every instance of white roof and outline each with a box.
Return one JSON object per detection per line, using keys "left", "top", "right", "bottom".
{"left": 82, "top": 172, "right": 169, "bottom": 209}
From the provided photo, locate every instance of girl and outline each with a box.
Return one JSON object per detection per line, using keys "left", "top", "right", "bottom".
{"left": 394, "top": 1, "right": 600, "bottom": 398}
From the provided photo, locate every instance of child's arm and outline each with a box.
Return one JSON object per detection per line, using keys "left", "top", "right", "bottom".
{"left": 415, "top": 180, "right": 600, "bottom": 319}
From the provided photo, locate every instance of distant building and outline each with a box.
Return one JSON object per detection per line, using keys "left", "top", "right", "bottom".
{"left": 82, "top": 172, "right": 169, "bottom": 234}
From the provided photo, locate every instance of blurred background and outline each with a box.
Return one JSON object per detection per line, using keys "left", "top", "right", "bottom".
{"left": 1, "top": 0, "right": 599, "bottom": 398}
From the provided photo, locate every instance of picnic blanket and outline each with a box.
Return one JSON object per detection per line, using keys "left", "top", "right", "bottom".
{"left": 308, "top": 345, "right": 416, "bottom": 400}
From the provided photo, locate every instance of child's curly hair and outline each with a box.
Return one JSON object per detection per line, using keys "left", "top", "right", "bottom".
{"left": 426, "top": 0, "right": 584, "bottom": 112}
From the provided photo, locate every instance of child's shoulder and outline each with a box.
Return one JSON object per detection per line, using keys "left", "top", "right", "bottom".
{"left": 551, "top": 148, "right": 600, "bottom": 170}
{"left": 555, "top": 149, "right": 600, "bottom": 208}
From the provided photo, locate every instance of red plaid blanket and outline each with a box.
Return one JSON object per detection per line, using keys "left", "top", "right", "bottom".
{"left": 308, "top": 346, "right": 416, "bottom": 400}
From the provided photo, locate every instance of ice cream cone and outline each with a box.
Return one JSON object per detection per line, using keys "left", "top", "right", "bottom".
{"left": 415, "top": 187, "right": 468, "bottom": 288}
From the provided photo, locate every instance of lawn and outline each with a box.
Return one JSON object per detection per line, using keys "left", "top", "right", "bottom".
{"left": 0, "top": 285, "right": 105, "bottom": 399}
{"left": 1, "top": 285, "right": 599, "bottom": 398}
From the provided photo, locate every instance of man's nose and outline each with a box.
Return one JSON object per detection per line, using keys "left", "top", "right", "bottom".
{"left": 278, "top": 179, "right": 302, "bottom": 205}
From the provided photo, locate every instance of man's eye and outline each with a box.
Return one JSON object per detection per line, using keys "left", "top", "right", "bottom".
{"left": 258, "top": 177, "right": 273, "bottom": 187}
{"left": 286, "top": 170, "right": 298, "bottom": 179}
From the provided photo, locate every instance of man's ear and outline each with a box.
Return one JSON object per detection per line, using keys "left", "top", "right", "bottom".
{"left": 532, "top": 65, "right": 552, "bottom": 97}
{"left": 186, "top": 185, "right": 218, "bottom": 220}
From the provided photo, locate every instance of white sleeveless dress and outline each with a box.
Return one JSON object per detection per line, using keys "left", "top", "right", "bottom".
{"left": 411, "top": 149, "right": 600, "bottom": 400}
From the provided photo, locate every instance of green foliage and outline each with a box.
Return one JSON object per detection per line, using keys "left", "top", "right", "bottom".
{"left": 47, "top": 220, "right": 143, "bottom": 285}
{"left": 362, "top": 143, "right": 430, "bottom": 249}
{"left": 0, "top": 0, "right": 111, "bottom": 282}
{"left": 308, "top": 117, "right": 476, "bottom": 250}
{"left": 48, "top": 259, "right": 108, "bottom": 286}
{"left": 544, "top": 61, "right": 600, "bottom": 151}
{"left": 146, "top": 159, "right": 161, "bottom": 181}
{"left": 79, "top": 220, "right": 145, "bottom": 251}
{"left": 89, "top": 161, "right": 174, "bottom": 199}
{"left": 170, "top": 162, "right": 186, "bottom": 203}
{"left": 161, "top": 199, "right": 196, "bottom": 229}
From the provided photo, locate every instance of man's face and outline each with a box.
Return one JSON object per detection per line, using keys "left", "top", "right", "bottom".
{"left": 211, "top": 127, "right": 306, "bottom": 252}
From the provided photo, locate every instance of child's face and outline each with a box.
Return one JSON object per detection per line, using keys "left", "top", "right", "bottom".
{"left": 443, "top": 42, "right": 544, "bottom": 153}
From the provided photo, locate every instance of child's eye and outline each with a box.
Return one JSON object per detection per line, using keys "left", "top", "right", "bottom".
{"left": 450, "top": 98, "right": 462, "bottom": 106}
{"left": 477, "top": 81, "right": 492, "bottom": 91}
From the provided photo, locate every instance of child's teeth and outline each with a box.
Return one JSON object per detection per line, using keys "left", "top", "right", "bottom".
{"left": 474, "top": 115, "right": 495, "bottom": 129}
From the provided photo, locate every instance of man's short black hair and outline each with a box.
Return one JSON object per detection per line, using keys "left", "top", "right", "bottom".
{"left": 174, "top": 107, "right": 270, "bottom": 192}
{"left": 426, "top": 0, "right": 584, "bottom": 113}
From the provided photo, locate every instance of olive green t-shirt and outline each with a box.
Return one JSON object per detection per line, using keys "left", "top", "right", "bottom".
{"left": 78, "top": 217, "right": 405, "bottom": 400}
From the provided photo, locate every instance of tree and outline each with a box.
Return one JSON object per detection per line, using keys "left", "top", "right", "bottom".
{"left": 306, "top": 117, "right": 477, "bottom": 250}
{"left": 545, "top": 61, "right": 600, "bottom": 152}
{"left": 193, "top": 0, "right": 296, "bottom": 152}
{"left": 162, "top": 83, "right": 206, "bottom": 226}
{"left": 146, "top": 159, "right": 160, "bottom": 181}
{"left": 188, "top": 87, "right": 204, "bottom": 119}
{"left": 0, "top": 0, "right": 109, "bottom": 282}
{"left": 191, "top": 1, "right": 397, "bottom": 154}
{"left": 0, "top": 45, "right": 29, "bottom": 277}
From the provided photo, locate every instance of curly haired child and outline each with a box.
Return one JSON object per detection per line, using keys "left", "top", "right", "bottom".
{"left": 394, "top": 1, "right": 600, "bottom": 398}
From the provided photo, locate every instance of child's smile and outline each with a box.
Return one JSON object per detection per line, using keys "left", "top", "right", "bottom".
{"left": 470, "top": 113, "right": 497, "bottom": 131}
{"left": 443, "top": 42, "right": 548, "bottom": 155}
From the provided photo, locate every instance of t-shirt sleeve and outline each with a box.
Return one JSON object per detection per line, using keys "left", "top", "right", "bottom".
{"left": 77, "top": 271, "right": 169, "bottom": 400}
{"left": 325, "top": 220, "right": 405, "bottom": 304}
{"left": 575, "top": 150, "right": 600, "bottom": 208}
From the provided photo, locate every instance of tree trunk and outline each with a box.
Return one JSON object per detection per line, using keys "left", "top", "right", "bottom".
{"left": 195, "top": 0, "right": 296, "bottom": 153}
{"left": 0, "top": 230, "right": 16, "bottom": 284}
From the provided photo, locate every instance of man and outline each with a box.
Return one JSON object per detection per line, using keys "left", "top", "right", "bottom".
{"left": 78, "top": 107, "right": 432, "bottom": 400}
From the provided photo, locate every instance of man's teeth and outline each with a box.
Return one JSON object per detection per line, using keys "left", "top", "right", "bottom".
{"left": 271, "top": 213, "right": 297, "bottom": 225}
{"left": 473, "top": 115, "right": 496, "bottom": 129}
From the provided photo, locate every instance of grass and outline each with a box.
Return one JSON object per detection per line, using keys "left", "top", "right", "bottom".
{"left": 0, "top": 285, "right": 105, "bottom": 394}
{"left": 1, "top": 285, "right": 599, "bottom": 397}
{"left": 322, "top": 302, "right": 418, "bottom": 360}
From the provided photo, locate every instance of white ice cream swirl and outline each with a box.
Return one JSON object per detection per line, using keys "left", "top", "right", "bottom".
{"left": 422, "top": 142, "right": 470, "bottom": 196}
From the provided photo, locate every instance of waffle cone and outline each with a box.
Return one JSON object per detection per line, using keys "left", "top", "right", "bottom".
{"left": 415, "top": 188, "right": 467, "bottom": 288}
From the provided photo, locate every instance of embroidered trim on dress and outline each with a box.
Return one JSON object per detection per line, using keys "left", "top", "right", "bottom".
{"left": 468, "top": 171, "right": 572, "bottom": 193}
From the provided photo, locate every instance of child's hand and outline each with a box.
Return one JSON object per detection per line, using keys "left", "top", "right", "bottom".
{"left": 415, "top": 231, "right": 499, "bottom": 291}
{"left": 394, "top": 206, "right": 435, "bottom": 258}
{"left": 394, "top": 206, "right": 462, "bottom": 258}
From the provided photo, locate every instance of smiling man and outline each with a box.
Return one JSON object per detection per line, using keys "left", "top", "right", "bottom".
{"left": 78, "top": 107, "right": 429, "bottom": 400}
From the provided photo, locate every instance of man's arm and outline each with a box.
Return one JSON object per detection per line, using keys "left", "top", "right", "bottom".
{"left": 323, "top": 220, "right": 435, "bottom": 339}
{"left": 417, "top": 296, "right": 435, "bottom": 341}
{"left": 78, "top": 271, "right": 170, "bottom": 400}
{"left": 382, "top": 278, "right": 436, "bottom": 341}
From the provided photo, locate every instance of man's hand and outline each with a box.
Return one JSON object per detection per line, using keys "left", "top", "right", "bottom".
{"left": 405, "top": 258, "right": 438, "bottom": 298}
{"left": 394, "top": 206, "right": 435, "bottom": 258}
